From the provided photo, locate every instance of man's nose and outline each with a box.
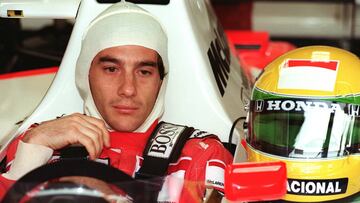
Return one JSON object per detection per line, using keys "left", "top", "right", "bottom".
{"left": 118, "top": 72, "right": 136, "bottom": 97}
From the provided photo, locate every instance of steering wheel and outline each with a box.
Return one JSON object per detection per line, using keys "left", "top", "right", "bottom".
{"left": 1, "top": 160, "right": 161, "bottom": 203}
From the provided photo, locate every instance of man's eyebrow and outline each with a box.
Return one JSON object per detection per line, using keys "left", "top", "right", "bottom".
{"left": 98, "top": 56, "right": 120, "bottom": 64}
{"left": 139, "top": 60, "right": 158, "bottom": 67}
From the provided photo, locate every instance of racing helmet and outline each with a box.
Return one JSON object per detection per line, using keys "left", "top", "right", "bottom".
{"left": 246, "top": 46, "right": 360, "bottom": 202}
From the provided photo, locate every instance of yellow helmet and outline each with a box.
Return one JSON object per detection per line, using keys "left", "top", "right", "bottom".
{"left": 247, "top": 46, "right": 360, "bottom": 202}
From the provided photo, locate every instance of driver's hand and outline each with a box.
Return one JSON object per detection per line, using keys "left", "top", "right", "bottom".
{"left": 22, "top": 113, "right": 110, "bottom": 160}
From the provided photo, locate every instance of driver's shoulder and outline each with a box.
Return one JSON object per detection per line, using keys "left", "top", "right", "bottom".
{"left": 177, "top": 127, "right": 232, "bottom": 162}
{"left": 182, "top": 132, "right": 231, "bottom": 159}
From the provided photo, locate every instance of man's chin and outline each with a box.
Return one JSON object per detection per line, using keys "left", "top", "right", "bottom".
{"left": 108, "top": 119, "right": 141, "bottom": 132}
{"left": 104, "top": 111, "right": 148, "bottom": 132}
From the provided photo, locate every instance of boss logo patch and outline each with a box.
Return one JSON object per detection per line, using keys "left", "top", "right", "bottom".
{"left": 147, "top": 123, "right": 186, "bottom": 159}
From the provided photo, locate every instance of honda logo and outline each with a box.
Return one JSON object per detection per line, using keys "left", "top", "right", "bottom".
{"left": 255, "top": 100, "right": 264, "bottom": 112}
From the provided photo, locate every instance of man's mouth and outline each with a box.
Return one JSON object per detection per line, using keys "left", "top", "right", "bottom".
{"left": 112, "top": 105, "right": 138, "bottom": 114}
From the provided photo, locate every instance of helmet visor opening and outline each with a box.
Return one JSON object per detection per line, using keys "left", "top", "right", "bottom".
{"left": 248, "top": 99, "right": 360, "bottom": 158}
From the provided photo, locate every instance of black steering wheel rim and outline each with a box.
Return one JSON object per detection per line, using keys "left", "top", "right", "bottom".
{"left": 1, "top": 160, "right": 159, "bottom": 203}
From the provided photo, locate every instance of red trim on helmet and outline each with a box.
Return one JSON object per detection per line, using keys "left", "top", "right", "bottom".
{"left": 287, "top": 60, "right": 338, "bottom": 71}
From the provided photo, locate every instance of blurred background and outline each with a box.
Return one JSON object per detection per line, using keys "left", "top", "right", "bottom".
{"left": 0, "top": 0, "right": 359, "bottom": 74}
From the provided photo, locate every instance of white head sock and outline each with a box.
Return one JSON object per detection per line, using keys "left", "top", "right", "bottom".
{"left": 75, "top": 1, "right": 168, "bottom": 132}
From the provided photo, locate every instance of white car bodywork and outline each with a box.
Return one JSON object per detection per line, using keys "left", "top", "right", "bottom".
{"left": 0, "top": 70, "right": 56, "bottom": 145}
{"left": 0, "top": 0, "right": 250, "bottom": 162}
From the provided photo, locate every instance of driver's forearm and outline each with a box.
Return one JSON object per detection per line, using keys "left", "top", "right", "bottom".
{"left": 2, "top": 141, "right": 53, "bottom": 180}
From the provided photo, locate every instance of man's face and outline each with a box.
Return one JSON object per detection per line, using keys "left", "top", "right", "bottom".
{"left": 89, "top": 45, "right": 162, "bottom": 132}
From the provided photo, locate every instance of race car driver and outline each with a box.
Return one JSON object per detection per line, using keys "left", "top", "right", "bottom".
{"left": 0, "top": 1, "right": 233, "bottom": 202}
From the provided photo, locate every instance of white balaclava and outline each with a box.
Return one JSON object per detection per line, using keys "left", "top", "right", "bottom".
{"left": 75, "top": 1, "right": 168, "bottom": 132}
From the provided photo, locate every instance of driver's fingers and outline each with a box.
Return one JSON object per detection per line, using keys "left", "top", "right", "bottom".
{"left": 77, "top": 119, "right": 104, "bottom": 152}
{"left": 74, "top": 124, "right": 103, "bottom": 158}
{"left": 71, "top": 114, "right": 106, "bottom": 149}
{"left": 78, "top": 115, "right": 110, "bottom": 148}
{"left": 67, "top": 115, "right": 103, "bottom": 153}
{"left": 76, "top": 134, "right": 98, "bottom": 160}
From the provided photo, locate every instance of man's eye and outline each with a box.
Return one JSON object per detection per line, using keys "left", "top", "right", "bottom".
{"left": 104, "top": 67, "right": 118, "bottom": 73}
{"left": 139, "top": 70, "right": 152, "bottom": 76}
